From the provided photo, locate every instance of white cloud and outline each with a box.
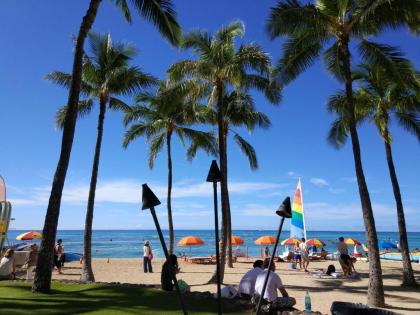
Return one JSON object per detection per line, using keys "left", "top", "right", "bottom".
{"left": 8, "top": 178, "right": 287, "bottom": 207}
{"left": 287, "top": 171, "right": 295, "bottom": 177}
{"left": 310, "top": 178, "right": 329, "bottom": 187}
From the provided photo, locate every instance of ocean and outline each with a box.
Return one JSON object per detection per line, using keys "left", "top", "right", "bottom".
{"left": 6, "top": 230, "right": 420, "bottom": 259}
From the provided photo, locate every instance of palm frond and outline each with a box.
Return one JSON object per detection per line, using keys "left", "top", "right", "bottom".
{"left": 128, "top": 0, "right": 181, "bottom": 46}
{"left": 109, "top": 66, "right": 157, "bottom": 96}
{"left": 274, "top": 31, "right": 327, "bottom": 86}
{"left": 358, "top": 40, "right": 415, "bottom": 86}
{"left": 181, "top": 29, "right": 212, "bottom": 56}
{"left": 122, "top": 123, "right": 148, "bottom": 148}
{"left": 327, "top": 118, "right": 349, "bottom": 148}
{"left": 395, "top": 111, "right": 420, "bottom": 142}
{"left": 323, "top": 42, "right": 344, "bottom": 82}
{"left": 266, "top": 0, "right": 326, "bottom": 38}
{"left": 148, "top": 132, "right": 166, "bottom": 169}
{"left": 181, "top": 128, "right": 218, "bottom": 160}
{"left": 233, "top": 134, "right": 258, "bottom": 170}
{"left": 114, "top": 0, "right": 132, "bottom": 22}
{"left": 109, "top": 97, "right": 132, "bottom": 113}
{"left": 55, "top": 99, "right": 94, "bottom": 129}
{"left": 215, "top": 20, "right": 245, "bottom": 43}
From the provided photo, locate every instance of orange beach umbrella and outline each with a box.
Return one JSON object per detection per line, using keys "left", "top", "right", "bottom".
{"left": 177, "top": 236, "right": 204, "bottom": 253}
{"left": 306, "top": 239, "right": 325, "bottom": 247}
{"left": 16, "top": 231, "right": 42, "bottom": 241}
{"left": 254, "top": 236, "right": 276, "bottom": 245}
{"left": 231, "top": 235, "right": 244, "bottom": 246}
{"left": 281, "top": 237, "right": 301, "bottom": 246}
{"left": 345, "top": 238, "right": 362, "bottom": 245}
{"left": 178, "top": 236, "right": 204, "bottom": 246}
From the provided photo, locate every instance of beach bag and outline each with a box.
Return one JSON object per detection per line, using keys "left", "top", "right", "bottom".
{"left": 148, "top": 252, "right": 153, "bottom": 260}
{"left": 326, "top": 264, "right": 336, "bottom": 275}
{"left": 177, "top": 279, "right": 190, "bottom": 293}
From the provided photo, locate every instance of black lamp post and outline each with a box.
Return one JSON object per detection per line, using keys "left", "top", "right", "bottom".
{"left": 141, "top": 184, "right": 188, "bottom": 315}
{"left": 206, "top": 160, "right": 222, "bottom": 315}
{"left": 255, "top": 196, "right": 292, "bottom": 315}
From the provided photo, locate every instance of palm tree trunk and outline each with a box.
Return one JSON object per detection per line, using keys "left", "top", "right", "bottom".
{"left": 341, "top": 38, "right": 384, "bottom": 307}
{"left": 384, "top": 139, "right": 416, "bottom": 286}
{"left": 208, "top": 81, "right": 228, "bottom": 284}
{"left": 167, "top": 130, "right": 174, "bottom": 255}
{"left": 225, "top": 125, "right": 233, "bottom": 268}
{"left": 32, "top": 0, "right": 102, "bottom": 293}
{"left": 80, "top": 98, "right": 107, "bottom": 282}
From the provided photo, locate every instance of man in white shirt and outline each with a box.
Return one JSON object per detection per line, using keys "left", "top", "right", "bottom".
{"left": 299, "top": 237, "right": 310, "bottom": 272}
{"left": 238, "top": 260, "right": 264, "bottom": 299}
{"left": 254, "top": 259, "right": 296, "bottom": 310}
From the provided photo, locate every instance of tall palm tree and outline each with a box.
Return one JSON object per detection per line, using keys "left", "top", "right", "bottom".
{"left": 267, "top": 0, "right": 419, "bottom": 306}
{"left": 49, "top": 33, "right": 156, "bottom": 282}
{"left": 168, "top": 21, "right": 280, "bottom": 281}
{"left": 33, "top": 0, "right": 180, "bottom": 293}
{"left": 328, "top": 62, "right": 420, "bottom": 286}
{"left": 123, "top": 81, "right": 217, "bottom": 254}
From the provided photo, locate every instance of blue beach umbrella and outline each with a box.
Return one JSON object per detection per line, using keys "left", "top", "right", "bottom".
{"left": 379, "top": 241, "right": 397, "bottom": 250}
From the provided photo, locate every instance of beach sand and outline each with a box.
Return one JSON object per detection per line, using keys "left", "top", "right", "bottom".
{"left": 53, "top": 258, "right": 420, "bottom": 314}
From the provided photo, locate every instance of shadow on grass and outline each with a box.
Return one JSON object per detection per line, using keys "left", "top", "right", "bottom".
{"left": 0, "top": 281, "right": 245, "bottom": 315}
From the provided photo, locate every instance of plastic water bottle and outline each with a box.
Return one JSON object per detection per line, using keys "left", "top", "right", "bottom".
{"left": 305, "top": 290, "right": 312, "bottom": 312}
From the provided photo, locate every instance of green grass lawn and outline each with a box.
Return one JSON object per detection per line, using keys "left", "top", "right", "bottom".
{"left": 0, "top": 281, "right": 248, "bottom": 314}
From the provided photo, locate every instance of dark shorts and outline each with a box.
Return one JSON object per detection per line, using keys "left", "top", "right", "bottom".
{"left": 294, "top": 253, "right": 301, "bottom": 260}
{"left": 340, "top": 254, "right": 351, "bottom": 264}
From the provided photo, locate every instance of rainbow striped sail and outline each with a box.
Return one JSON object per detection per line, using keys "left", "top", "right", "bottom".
{"left": 290, "top": 179, "right": 306, "bottom": 239}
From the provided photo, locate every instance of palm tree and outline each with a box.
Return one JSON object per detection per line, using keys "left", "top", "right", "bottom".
{"left": 267, "top": 0, "right": 419, "bottom": 306}
{"left": 33, "top": 0, "right": 180, "bottom": 293}
{"left": 48, "top": 33, "right": 156, "bottom": 282}
{"left": 168, "top": 20, "right": 280, "bottom": 281}
{"left": 123, "top": 81, "right": 217, "bottom": 254}
{"left": 328, "top": 62, "right": 420, "bottom": 286}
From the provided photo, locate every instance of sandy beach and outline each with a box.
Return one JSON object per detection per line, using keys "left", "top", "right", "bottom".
{"left": 52, "top": 257, "right": 420, "bottom": 314}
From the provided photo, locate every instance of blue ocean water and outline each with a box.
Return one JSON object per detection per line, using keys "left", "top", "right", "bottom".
{"left": 6, "top": 230, "right": 420, "bottom": 259}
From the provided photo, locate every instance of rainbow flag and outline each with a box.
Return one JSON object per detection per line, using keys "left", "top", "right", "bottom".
{"left": 290, "top": 179, "right": 306, "bottom": 239}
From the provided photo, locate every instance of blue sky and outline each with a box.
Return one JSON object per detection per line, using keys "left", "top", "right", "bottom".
{"left": 0, "top": 1, "right": 419, "bottom": 232}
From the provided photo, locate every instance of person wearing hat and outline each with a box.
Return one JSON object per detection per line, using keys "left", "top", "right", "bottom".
{"left": 143, "top": 240, "right": 153, "bottom": 273}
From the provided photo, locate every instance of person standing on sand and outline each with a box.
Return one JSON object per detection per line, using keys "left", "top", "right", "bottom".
{"left": 293, "top": 241, "right": 302, "bottom": 270}
{"left": 299, "top": 237, "right": 310, "bottom": 272}
{"left": 54, "top": 239, "right": 64, "bottom": 274}
{"left": 143, "top": 240, "right": 153, "bottom": 273}
{"left": 264, "top": 246, "right": 270, "bottom": 258}
{"left": 329, "top": 237, "right": 351, "bottom": 276}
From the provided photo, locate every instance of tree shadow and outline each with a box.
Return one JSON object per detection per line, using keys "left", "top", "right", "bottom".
{"left": 0, "top": 281, "right": 244, "bottom": 314}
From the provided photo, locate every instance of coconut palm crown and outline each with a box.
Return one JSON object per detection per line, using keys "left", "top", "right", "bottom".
{"left": 123, "top": 80, "right": 217, "bottom": 254}
{"left": 267, "top": 0, "right": 419, "bottom": 306}
{"left": 48, "top": 32, "right": 156, "bottom": 282}
{"left": 168, "top": 20, "right": 280, "bottom": 280}
{"left": 328, "top": 61, "right": 420, "bottom": 287}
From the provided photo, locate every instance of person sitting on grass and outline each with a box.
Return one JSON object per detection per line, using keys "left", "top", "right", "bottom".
{"left": 254, "top": 258, "right": 296, "bottom": 310}
{"left": 238, "top": 259, "right": 264, "bottom": 299}
{"left": 0, "top": 249, "right": 16, "bottom": 280}
{"left": 161, "top": 254, "right": 180, "bottom": 291}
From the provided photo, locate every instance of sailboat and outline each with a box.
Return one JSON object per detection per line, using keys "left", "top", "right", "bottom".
{"left": 290, "top": 178, "right": 306, "bottom": 239}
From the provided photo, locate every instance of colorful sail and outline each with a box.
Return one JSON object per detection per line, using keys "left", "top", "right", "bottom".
{"left": 290, "top": 179, "right": 306, "bottom": 239}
